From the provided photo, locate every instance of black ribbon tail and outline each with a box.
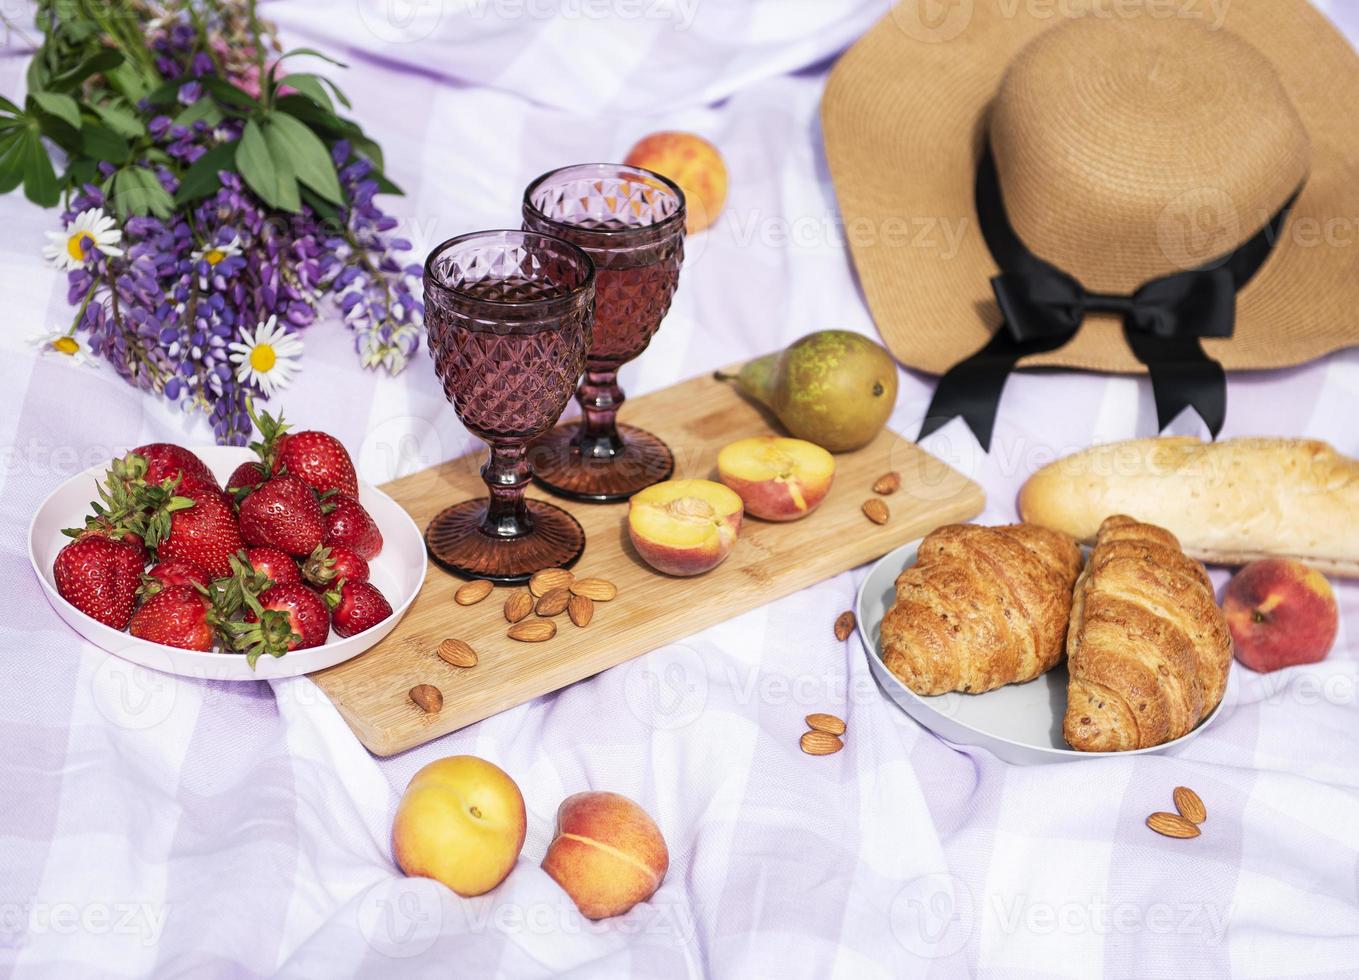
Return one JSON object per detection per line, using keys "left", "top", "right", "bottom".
{"left": 919, "top": 325, "right": 1062, "bottom": 451}
{"left": 1122, "top": 329, "right": 1227, "bottom": 437}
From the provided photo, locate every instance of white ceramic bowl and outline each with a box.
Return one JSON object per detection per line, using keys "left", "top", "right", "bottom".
{"left": 29, "top": 446, "right": 426, "bottom": 681}
{"left": 857, "top": 539, "right": 1224, "bottom": 765}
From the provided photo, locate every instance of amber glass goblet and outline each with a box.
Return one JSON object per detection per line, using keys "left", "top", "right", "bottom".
{"left": 522, "top": 163, "right": 686, "bottom": 502}
{"left": 423, "top": 231, "right": 595, "bottom": 582}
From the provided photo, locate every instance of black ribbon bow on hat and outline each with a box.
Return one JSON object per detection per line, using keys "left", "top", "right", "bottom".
{"left": 918, "top": 148, "right": 1298, "bottom": 451}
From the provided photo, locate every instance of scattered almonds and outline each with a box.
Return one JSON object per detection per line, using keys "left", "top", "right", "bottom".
{"left": 536, "top": 587, "right": 571, "bottom": 617}
{"left": 508, "top": 620, "right": 557, "bottom": 642}
{"left": 833, "top": 611, "right": 857, "bottom": 642}
{"left": 1146, "top": 812, "right": 1200, "bottom": 839}
{"left": 1173, "top": 786, "right": 1207, "bottom": 824}
{"left": 873, "top": 472, "right": 901, "bottom": 495}
{"left": 800, "top": 731, "right": 844, "bottom": 756}
{"left": 806, "top": 712, "right": 846, "bottom": 737}
{"left": 409, "top": 684, "right": 443, "bottom": 714}
{"left": 568, "top": 593, "right": 594, "bottom": 628}
{"left": 504, "top": 590, "right": 533, "bottom": 624}
{"left": 530, "top": 568, "right": 573, "bottom": 597}
{"left": 863, "top": 498, "right": 890, "bottom": 525}
{"left": 437, "top": 638, "right": 478, "bottom": 668}
{"left": 454, "top": 579, "right": 494, "bottom": 606}
{"left": 570, "top": 577, "right": 618, "bottom": 602}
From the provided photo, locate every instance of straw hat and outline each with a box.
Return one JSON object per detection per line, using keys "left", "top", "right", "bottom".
{"left": 822, "top": 0, "right": 1359, "bottom": 377}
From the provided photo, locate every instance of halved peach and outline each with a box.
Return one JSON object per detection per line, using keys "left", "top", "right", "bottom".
{"left": 717, "top": 436, "right": 836, "bottom": 522}
{"left": 628, "top": 479, "right": 743, "bottom": 577}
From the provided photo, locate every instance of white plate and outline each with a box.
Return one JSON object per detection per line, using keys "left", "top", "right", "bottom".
{"left": 857, "top": 539, "right": 1224, "bottom": 765}
{"left": 29, "top": 446, "right": 426, "bottom": 681}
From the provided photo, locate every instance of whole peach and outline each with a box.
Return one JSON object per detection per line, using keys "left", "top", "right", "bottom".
{"left": 624, "top": 131, "right": 728, "bottom": 234}
{"left": 542, "top": 791, "right": 669, "bottom": 920}
{"left": 392, "top": 756, "right": 527, "bottom": 897}
{"left": 1224, "top": 559, "right": 1338, "bottom": 673}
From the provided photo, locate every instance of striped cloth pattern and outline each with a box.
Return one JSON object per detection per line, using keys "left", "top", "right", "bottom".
{"left": 2, "top": 1, "right": 1358, "bottom": 976}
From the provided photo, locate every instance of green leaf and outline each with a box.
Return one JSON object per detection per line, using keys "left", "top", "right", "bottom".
{"left": 79, "top": 123, "right": 130, "bottom": 165}
{"left": 92, "top": 100, "right": 146, "bottom": 138}
{"left": 104, "top": 61, "right": 153, "bottom": 104}
{"left": 276, "top": 73, "right": 334, "bottom": 113}
{"left": 0, "top": 132, "right": 27, "bottom": 194}
{"left": 20, "top": 129, "right": 60, "bottom": 207}
{"left": 273, "top": 47, "right": 349, "bottom": 70}
{"left": 142, "top": 78, "right": 184, "bottom": 106}
{"left": 350, "top": 135, "right": 385, "bottom": 174}
{"left": 272, "top": 95, "right": 359, "bottom": 140}
{"left": 30, "top": 92, "right": 82, "bottom": 130}
{"left": 200, "top": 77, "right": 260, "bottom": 111}
{"left": 0, "top": 93, "right": 23, "bottom": 117}
{"left": 237, "top": 119, "right": 299, "bottom": 212}
{"left": 299, "top": 185, "right": 341, "bottom": 227}
{"left": 174, "top": 141, "right": 238, "bottom": 205}
{"left": 111, "top": 166, "right": 174, "bottom": 219}
{"left": 45, "top": 49, "right": 124, "bottom": 93}
{"left": 263, "top": 111, "right": 342, "bottom": 204}
{"left": 372, "top": 167, "right": 403, "bottom": 197}
{"left": 173, "top": 97, "right": 223, "bottom": 130}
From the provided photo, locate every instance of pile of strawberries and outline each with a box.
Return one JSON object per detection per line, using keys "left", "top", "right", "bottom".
{"left": 52, "top": 408, "right": 392, "bottom": 665}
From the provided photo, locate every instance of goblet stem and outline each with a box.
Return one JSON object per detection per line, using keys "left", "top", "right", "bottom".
{"left": 573, "top": 368, "right": 626, "bottom": 459}
{"left": 480, "top": 441, "right": 533, "bottom": 538}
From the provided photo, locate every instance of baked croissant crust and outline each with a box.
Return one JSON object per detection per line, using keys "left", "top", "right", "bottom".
{"left": 880, "top": 524, "right": 1084, "bottom": 696}
{"left": 1064, "top": 515, "right": 1231, "bottom": 752}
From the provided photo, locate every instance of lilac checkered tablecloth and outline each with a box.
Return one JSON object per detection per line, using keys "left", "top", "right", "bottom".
{"left": 4, "top": 1, "right": 1359, "bottom": 976}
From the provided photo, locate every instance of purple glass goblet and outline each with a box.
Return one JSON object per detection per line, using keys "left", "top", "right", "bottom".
{"left": 522, "top": 163, "right": 686, "bottom": 502}
{"left": 424, "top": 230, "right": 595, "bottom": 582}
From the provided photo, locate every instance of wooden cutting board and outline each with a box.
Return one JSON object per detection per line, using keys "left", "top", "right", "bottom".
{"left": 311, "top": 368, "right": 984, "bottom": 755}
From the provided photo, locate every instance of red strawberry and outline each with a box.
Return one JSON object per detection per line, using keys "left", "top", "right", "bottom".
{"left": 278, "top": 430, "right": 358, "bottom": 497}
{"left": 224, "top": 583, "right": 331, "bottom": 666}
{"left": 327, "top": 580, "right": 392, "bottom": 638}
{"left": 323, "top": 493, "right": 382, "bottom": 560}
{"left": 243, "top": 546, "right": 302, "bottom": 586}
{"left": 53, "top": 530, "right": 145, "bottom": 629}
{"left": 301, "top": 544, "right": 368, "bottom": 589}
{"left": 157, "top": 487, "right": 244, "bottom": 579}
{"left": 239, "top": 474, "right": 324, "bottom": 557}
{"left": 129, "top": 584, "right": 216, "bottom": 651}
{"left": 140, "top": 558, "right": 209, "bottom": 601}
{"left": 226, "top": 461, "right": 268, "bottom": 499}
{"left": 130, "top": 443, "right": 219, "bottom": 495}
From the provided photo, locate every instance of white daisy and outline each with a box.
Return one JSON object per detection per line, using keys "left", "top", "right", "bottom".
{"left": 30, "top": 327, "right": 96, "bottom": 368}
{"left": 190, "top": 235, "right": 242, "bottom": 268}
{"left": 43, "top": 208, "right": 124, "bottom": 271}
{"left": 227, "top": 315, "right": 303, "bottom": 398}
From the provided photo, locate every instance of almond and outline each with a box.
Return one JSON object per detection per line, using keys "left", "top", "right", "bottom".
{"left": 800, "top": 731, "right": 844, "bottom": 756}
{"left": 508, "top": 620, "right": 556, "bottom": 642}
{"left": 862, "top": 498, "right": 890, "bottom": 525}
{"left": 805, "top": 712, "right": 846, "bottom": 737}
{"left": 1146, "top": 812, "right": 1200, "bottom": 839}
{"left": 437, "top": 638, "right": 478, "bottom": 668}
{"left": 504, "top": 590, "right": 533, "bottom": 623}
{"left": 535, "top": 587, "right": 571, "bottom": 617}
{"left": 410, "top": 684, "right": 443, "bottom": 714}
{"left": 529, "top": 568, "right": 573, "bottom": 597}
{"left": 1173, "top": 786, "right": 1207, "bottom": 824}
{"left": 568, "top": 593, "right": 594, "bottom": 628}
{"left": 833, "top": 611, "right": 857, "bottom": 642}
{"left": 873, "top": 471, "right": 902, "bottom": 495}
{"left": 570, "top": 577, "right": 617, "bottom": 602}
{"left": 454, "top": 579, "right": 493, "bottom": 606}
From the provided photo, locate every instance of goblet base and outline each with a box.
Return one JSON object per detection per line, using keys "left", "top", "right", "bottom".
{"left": 425, "top": 499, "right": 586, "bottom": 583}
{"left": 528, "top": 423, "right": 675, "bottom": 503}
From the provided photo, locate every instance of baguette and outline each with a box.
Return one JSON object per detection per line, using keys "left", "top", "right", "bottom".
{"left": 1019, "top": 437, "right": 1359, "bottom": 576}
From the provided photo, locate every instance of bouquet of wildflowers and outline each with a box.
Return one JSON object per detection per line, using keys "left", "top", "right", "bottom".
{"left": 6, "top": 0, "right": 422, "bottom": 444}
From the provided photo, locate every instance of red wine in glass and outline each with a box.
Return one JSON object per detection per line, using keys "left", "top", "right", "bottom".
{"left": 423, "top": 231, "right": 595, "bottom": 583}
{"left": 522, "top": 164, "right": 686, "bottom": 502}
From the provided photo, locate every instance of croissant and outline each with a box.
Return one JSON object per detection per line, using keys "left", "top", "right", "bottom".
{"left": 1064, "top": 515, "right": 1232, "bottom": 752}
{"left": 880, "top": 524, "right": 1084, "bottom": 696}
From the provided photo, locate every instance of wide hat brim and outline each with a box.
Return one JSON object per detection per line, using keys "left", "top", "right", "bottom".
{"left": 822, "top": 0, "right": 1359, "bottom": 376}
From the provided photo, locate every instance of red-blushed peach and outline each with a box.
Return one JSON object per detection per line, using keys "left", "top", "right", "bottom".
{"left": 1224, "top": 558, "right": 1338, "bottom": 673}
{"left": 392, "top": 756, "right": 526, "bottom": 897}
{"left": 624, "top": 131, "right": 727, "bottom": 234}
{"left": 717, "top": 436, "right": 836, "bottom": 522}
{"left": 628, "top": 479, "right": 743, "bottom": 576}
{"left": 541, "top": 791, "right": 669, "bottom": 920}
